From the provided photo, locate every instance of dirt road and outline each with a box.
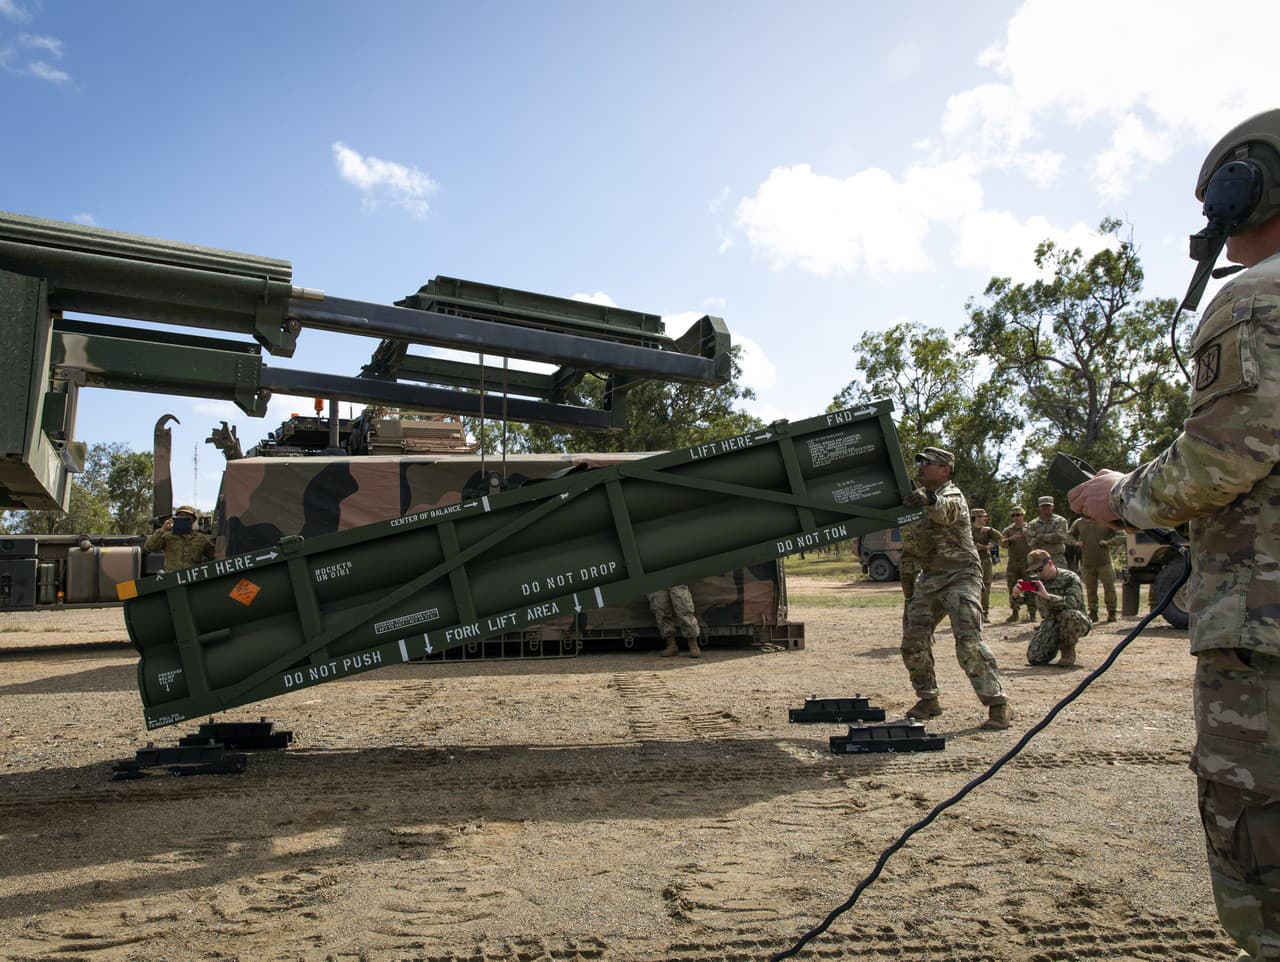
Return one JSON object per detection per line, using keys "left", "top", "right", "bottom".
{"left": 0, "top": 577, "right": 1229, "bottom": 961}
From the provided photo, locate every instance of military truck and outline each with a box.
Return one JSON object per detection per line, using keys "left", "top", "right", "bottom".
{"left": 856, "top": 527, "right": 903, "bottom": 582}
{"left": 1122, "top": 529, "right": 1189, "bottom": 629}
{"left": 0, "top": 533, "right": 163, "bottom": 610}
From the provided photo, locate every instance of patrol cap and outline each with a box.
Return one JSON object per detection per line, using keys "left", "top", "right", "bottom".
{"left": 915, "top": 447, "right": 955, "bottom": 467}
{"left": 970, "top": 508, "right": 987, "bottom": 519}
{"left": 1026, "top": 549, "right": 1052, "bottom": 571}
{"left": 1010, "top": 506, "right": 1025, "bottom": 516}
{"left": 175, "top": 505, "right": 199, "bottom": 516}
{"left": 1037, "top": 496, "right": 1054, "bottom": 507}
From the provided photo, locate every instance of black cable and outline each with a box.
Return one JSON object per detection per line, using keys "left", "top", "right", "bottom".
{"left": 771, "top": 556, "right": 1191, "bottom": 961}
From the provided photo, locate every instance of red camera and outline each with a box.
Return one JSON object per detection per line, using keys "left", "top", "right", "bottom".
{"left": 1016, "top": 579, "right": 1039, "bottom": 593}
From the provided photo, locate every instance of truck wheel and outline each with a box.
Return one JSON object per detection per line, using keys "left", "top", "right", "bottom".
{"left": 868, "top": 556, "right": 898, "bottom": 583}
{"left": 1153, "top": 554, "right": 1190, "bottom": 630}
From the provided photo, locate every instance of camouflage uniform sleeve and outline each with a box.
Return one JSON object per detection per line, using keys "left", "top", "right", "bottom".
{"left": 924, "top": 484, "right": 967, "bottom": 527}
{"left": 1044, "top": 572, "right": 1084, "bottom": 612}
{"left": 144, "top": 529, "right": 166, "bottom": 553}
{"left": 1109, "top": 274, "right": 1280, "bottom": 529}
{"left": 200, "top": 537, "right": 216, "bottom": 562}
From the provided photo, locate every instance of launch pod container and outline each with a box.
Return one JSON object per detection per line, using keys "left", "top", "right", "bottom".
{"left": 122, "top": 401, "right": 919, "bottom": 729}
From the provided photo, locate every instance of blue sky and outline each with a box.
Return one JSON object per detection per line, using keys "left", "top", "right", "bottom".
{"left": 3, "top": 0, "right": 1277, "bottom": 510}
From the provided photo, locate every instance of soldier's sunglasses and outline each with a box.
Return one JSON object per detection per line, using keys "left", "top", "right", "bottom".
{"left": 914, "top": 456, "right": 943, "bottom": 466}
{"left": 1028, "top": 561, "right": 1049, "bottom": 574}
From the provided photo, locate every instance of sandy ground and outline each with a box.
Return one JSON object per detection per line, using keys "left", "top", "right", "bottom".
{"left": 0, "top": 576, "right": 1231, "bottom": 962}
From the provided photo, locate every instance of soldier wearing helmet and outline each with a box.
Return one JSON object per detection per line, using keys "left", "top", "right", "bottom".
{"left": 144, "top": 505, "right": 215, "bottom": 572}
{"left": 1070, "top": 109, "right": 1280, "bottom": 962}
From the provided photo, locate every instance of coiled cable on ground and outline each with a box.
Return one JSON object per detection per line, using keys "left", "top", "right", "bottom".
{"left": 771, "top": 560, "right": 1192, "bottom": 961}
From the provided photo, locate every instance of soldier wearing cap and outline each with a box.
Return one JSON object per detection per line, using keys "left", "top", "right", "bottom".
{"left": 1069, "top": 109, "right": 1280, "bottom": 961}
{"left": 1026, "top": 496, "right": 1070, "bottom": 617}
{"left": 1068, "top": 514, "right": 1119, "bottom": 622}
{"left": 899, "top": 446, "right": 1012, "bottom": 731}
{"left": 970, "top": 508, "right": 998, "bottom": 623}
{"left": 1001, "top": 506, "right": 1035, "bottom": 623}
{"left": 1020, "top": 549, "right": 1091, "bottom": 667}
{"left": 144, "top": 505, "right": 215, "bottom": 572}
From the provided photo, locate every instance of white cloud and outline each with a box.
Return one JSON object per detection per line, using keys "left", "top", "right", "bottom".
{"left": 1, "top": 32, "right": 70, "bottom": 84}
{"left": 951, "top": 0, "right": 1280, "bottom": 197}
{"left": 734, "top": 160, "right": 984, "bottom": 275}
{"left": 885, "top": 42, "right": 921, "bottom": 83}
{"left": 731, "top": 334, "right": 776, "bottom": 391}
{"left": 332, "top": 142, "right": 437, "bottom": 218}
{"left": 723, "top": 0, "right": 1280, "bottom": 277}
{"left": 569, "top": 291, "right": 617, "bottom": 307}
{"left": 72, "top": 213, "right": 96, "bottom": 226}
{"left": 22, "top": 33, "right": 61, "bottom": 56}
{"left": 953, "top": 212, "right": 1114, "bottom": 283}
{"left": 0, "top": 0, "right": 30, "bottom": 23}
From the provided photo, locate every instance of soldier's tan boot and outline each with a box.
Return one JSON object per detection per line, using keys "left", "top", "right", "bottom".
{"left": 686, "top": 637, "right": 702, "bottom": 658}
{"left": 659, "top": 637, "right": 679, "bottom": 657}
{"left": 1089, "top": 609, "right": 1099, "bottom": 623}
{"left": 981, "top": 702, "right": 1013, "bottom": 730}
{"left": 1106, "top": 610, "right": 1117, "bottom": 623}
{"left": 1057, "top": 645, "right": 1076, "bottom": 668}
{"left": 906, "top": 697, "right": 942, "bottom": 720}
{"left": 1004, "top": 609, "right": 1020, "bottom": 623}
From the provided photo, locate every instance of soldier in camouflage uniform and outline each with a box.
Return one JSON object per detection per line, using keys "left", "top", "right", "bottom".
{"left": 899, "top": 447, "right": 1012, "bottom": 731}
{"left": 1026, "top": 496, "right": 1070, "bottom": 618}
{"left": 1001, "top": 507, "right": 1035, "bottom": 623}
{"left": 1027, "top": 496, "right": 1071, "bottom": 567}
{"left": 899, "top": 521, "right": 922, "bottom": 602}
{"left": 1068, "top": 515, "right": 1119, "bottom": 622}
{"left": 648, "top": 584, "right": 702, "bottom": 658}
{"left": 1070, "top": 110, "right": 1280, "bottom": 962}
{"left": 144, "top": 505, "right": 215, "bottom": 572}
{"left": 1021, "top": 549, "right": 1091, "bottom": 667}
{"left": 970, "top": 508, "right": 998, "bottom": 623}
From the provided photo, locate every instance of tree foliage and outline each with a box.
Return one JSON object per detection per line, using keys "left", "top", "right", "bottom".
{"left": 466, "top": 345, "right": 763, "bottom": 454}
{"left": 833, "top": 219, "right": 1190, "bottom": 520}
{"left": 963, "top": 218, "right": 1189, "bottom": 473}
{"left": 0, "top": 443, "right": 154, "bottom": 536}
{"left": 831, "top": 322, "right": 1019, "bottom": 516}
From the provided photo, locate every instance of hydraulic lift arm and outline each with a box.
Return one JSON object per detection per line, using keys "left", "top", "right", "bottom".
{"left": 0, "top": 211, "right": 732, "bottom": 510}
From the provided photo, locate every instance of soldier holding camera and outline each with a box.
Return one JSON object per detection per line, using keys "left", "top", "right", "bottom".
{"left": 144, "top": 505, "right": 215, "bottom": 572}
{"left": 1019, "top": 549, "right": 1091, "bottom": 667}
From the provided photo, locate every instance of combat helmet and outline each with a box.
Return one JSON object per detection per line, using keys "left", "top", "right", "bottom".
{"left": 1196, "top": 109, "right": 1280, "bottom": 236}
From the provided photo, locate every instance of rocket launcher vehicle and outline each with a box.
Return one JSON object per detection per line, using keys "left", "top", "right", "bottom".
{"left": 121, "top": 401, "right": 921, "bottom": 729}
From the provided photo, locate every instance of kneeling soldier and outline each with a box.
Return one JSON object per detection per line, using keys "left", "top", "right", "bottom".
{"left": 1022, "top": 549, "right": 1091, "bottom": 667}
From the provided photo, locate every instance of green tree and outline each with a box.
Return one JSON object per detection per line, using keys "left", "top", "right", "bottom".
{"left": 105, "top": 449, "right": 154, "bottom": 534}
{"left": 963, "top": 218, "right": 1189, "bottom": 475}
{"left": 831, "top": 321, "right": 1019, "bottom": 517}
{"left": 0, "top": 443, "right": 153, "bottom": 535}
{"left": 467, "top": 345, "right": 763, "bottom": 454}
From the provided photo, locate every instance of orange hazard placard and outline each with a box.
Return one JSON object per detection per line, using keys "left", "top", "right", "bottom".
{"left": 229, "top": 578, "right": 261, "bottom": 607}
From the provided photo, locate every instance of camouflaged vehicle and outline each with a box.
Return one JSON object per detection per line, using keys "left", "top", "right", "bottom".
{"left": 214, "top": 416, "right": 800, "bottom": 657}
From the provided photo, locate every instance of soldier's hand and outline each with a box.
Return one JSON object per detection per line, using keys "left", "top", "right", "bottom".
{"left": 903, "top": 487, "right": 937, "bottom": 508}
{"left": 162, "top": 517, "right": 174, "bottom": 532}
{"left": 1068, "top": 469, "right": 1126, "bottom": 522}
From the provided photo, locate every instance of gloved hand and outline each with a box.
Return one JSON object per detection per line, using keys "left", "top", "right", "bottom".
{"left": 903, "top": 487, "right": 937, "bottom": 508}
